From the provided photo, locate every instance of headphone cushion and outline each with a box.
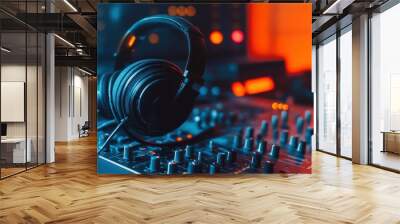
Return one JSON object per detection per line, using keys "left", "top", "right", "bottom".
{"left": 98, "top": 71, "right": 114, "bottom": 117}
{"left": 109, "top": 59, "right": 155, "bottom": 121}
{"left": 111, "top": 59, "right": 195, "bottom": 136}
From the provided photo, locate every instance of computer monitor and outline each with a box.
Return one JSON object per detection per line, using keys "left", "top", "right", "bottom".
{"left": 1, "top": 123, "right": 7, "bottom": 137}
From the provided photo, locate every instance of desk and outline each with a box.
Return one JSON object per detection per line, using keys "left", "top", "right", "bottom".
{"left": 382, "top": 131, "right": 400, "bottom": 154}
{"left": 1, "top": 138, "right": 31, "bottom": 163}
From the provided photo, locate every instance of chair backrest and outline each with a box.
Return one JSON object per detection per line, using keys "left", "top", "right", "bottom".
{"left": 82, "top": 121, "right": 90, "bottom": 129}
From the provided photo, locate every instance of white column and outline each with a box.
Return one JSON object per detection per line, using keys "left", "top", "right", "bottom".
{"left": 46, "top": 33, "right": 55, "bottom": 163}
{"left": 352, "top": 14, "right": 369, "bottom": 164}
{"left": 45, "top": 1, "right": 55, "bottom": 163}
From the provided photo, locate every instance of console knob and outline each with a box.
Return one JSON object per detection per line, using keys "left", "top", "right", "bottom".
{"left": 194, "top": 115, "right": 202, "bottom": 128}
{"left": 269, "top": 144, "right": 280, "bottom": 160}
{"left": 187, "top": 160, "right": 195, "bottom": 174}
{"left": 271, "top": 115, "right": 279, "bottom": 130}
{"left": 288, "top": 136, "right": 299, "bottom": 151}
{"left": 296, "top": 117, "right": 304, "bottom": 135}
{"left": 245, "top": 126, "right": 254, "bottom": 139}
{"left": 209, "top": 163, "right": 219, "bottom": 175}
{"left": 184, "top": 145, "right": 193, "bottom": 160}
{"left": 174, "top": 149, "right": 184, "bottom": 164}
{"left": 232, "top": 135, "right": 242, "bottom": 149}
{"left": 259, "top": 120, "right": 269, "bottom": 137}
{"left": 305, "top": 110, "right": 312, "bottom": 126}
{"left": 296, "top": 141, "right": 306, "bottom": 157}
{"left": 167, "top": 161, "right": 177, "bottom": 175}
{"left": 123, "top": 145, "right": 135, "bottom": 161}
{"left": 250, "top": 152, "right": 261, "bottom": 169}
{"left": 210, "top": 109, "right": 219, "bottom": 124}
{"left": 226, "top": 150, "right": 237, "bottom": 164}
{"left": 197, "top": 151, "right": 203, "bottom": 162}
{"left": 257, "top": 140, "right": 267, "bottom": 154}
{"left": 264, "top": 160, "right": 274, "bottom": 173}
{"left": 305, "top": 127, "right": 313, "bottom": 145}
{"left": 280, "top": 130, "right": 289, "bottom": 145}
{"left": 208, "top": 140, "right": 216, "bottom": 152}
{"left": 216, "top": 152, "right": 226, "bottom": 167}
{"left": 243, "top": 138, "right": 254, "bottom": 153}
{"left": 281, "top": 111, "right": 288, "bottom": 129}
{"left": 272, "top": 130, "right": 279, "bottom": 143}
{"left": 149, "top": 155, "right": 160, "bottom": 173}
{"left": 193, "top": 160, "right": 202, "bottom": 173}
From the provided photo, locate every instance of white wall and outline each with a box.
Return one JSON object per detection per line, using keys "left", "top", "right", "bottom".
{"left": 1, "top": 63, "right": 46, "bottom": 164}
{"left": 55, "top": 67, "right": 69, "bottom": 141}
{"left": 54, "top": 67, "right": 89, "bottom": 141}
{"left": 1, "top": 65, "right": 41, "bottom": 138}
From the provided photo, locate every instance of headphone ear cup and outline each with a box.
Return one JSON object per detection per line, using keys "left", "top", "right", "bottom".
{"left": 119, "top": 59, "right": 199, "bottom": 136}
{"left": 109, "top": 59, "right": 152, "bottom": 122}
{"left": 97, "top": 71, "right": 114, "bottom": 118}
{"left": 108, "top": 58, "right": 198, "bottom": 137}
{"left": 130, "top": 60, "right": 191, "bottom": 136}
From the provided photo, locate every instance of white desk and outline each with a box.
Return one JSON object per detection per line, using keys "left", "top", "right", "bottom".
{"left": 1, "top": 138, "right": 31, "bottom": 163}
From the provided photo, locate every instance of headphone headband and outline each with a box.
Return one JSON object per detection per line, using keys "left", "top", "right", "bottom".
{"left": 114, "top": 15, "right": 206, "bottom": 85}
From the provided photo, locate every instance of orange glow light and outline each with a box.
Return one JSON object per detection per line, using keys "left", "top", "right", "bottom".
{"left": 209, "top": 31, "right": 223, "bottom": 45}
{"left": 148, "top": 33, "right": 159, "bottom": 44}
{"left": 247, "top": 4, "right": 312, "bottom": 74}
{"left": 231, "top": 30, "right": 244, "bottom": 44}
{"left": 186, "top": 134, "right": 193, "bottom": 139}
{"left": 244, "top": 77, "right": 275, "bottom": 95}
{"left": 176, "top": 137, "right": 183, "bottom": 142}
{"left": 272, "top": 102, "right": 289, "bottom": 110}
{"left": 176, "top": 6, "right": 185, "bottom": 16}
{"left": 168, "top": 6, "right": 196, "bottom": 17}
{"left": 232, "top": 82, "right": 246, "bottom": 97}
{"left": 127, "top": 35, "right": 136, "bottom": 47}
{"left": 186, "top": 6, "right": 196, "bottom": 16}
{"left": 272, "top": 102, "right": 278, "bottom": 110}
{"left": 168, "top": 6, "right": 177, "bottom": 16}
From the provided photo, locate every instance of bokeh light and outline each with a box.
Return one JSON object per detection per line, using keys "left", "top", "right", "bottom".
{"left": 127, "top": 35, "right": 136, "bottom": 47}
{"left": 231, "top": 30, "right": 244, "bottom": 44}
{"left": 148, "top": 33, "right": 159, "bottom": 44}
{"left": 209, "top": 31, "right": 224, "bottom": 45}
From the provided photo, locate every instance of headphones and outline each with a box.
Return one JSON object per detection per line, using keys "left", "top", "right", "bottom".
{"left": 98, "top": 15, "right": 207, "bottom": 145}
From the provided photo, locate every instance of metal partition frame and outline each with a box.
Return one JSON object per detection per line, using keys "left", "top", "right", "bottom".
{"left": 314, "top": 21, "right": 353, "bottom": 160}
{"left": 0, "top": 1, "right": 47, "bottom": 180}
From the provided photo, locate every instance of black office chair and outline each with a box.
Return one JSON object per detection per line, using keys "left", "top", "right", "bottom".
{"left": 78, "top": 121, "right": 90, "bottom": 138}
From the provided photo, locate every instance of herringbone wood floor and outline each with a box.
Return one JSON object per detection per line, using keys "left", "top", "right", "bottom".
{"left": 1, "top": 135, "right": 400, "bottom": 224}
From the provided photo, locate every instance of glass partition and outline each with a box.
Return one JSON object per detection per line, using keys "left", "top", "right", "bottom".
{"left": 0, "top": 1, "right": 46, "bottom": 179}
{"left": 317, "top": 35, "right": 337, "bottom": 154}
{"left": 27, "top": 30, "right": 38, "bottom": 169}
{"left": 370, "top": 3, "right": 400, "bottom": 171}
{"left": 1, "top": 31, "right": 28, "bottom": 177}
{"left": 38, "top": 32, "right": 45, "bottom": 165}
{"left": 339, "top": 28, "right": 352, "bottom": 158}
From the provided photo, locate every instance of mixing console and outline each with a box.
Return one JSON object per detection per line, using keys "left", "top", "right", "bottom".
{"left": 97, "top": 97, "right": 313, "bottom": 175}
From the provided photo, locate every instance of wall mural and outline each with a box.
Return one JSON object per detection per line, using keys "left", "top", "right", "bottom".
{"left": 97, "top": 3, "right": 313, "bottom": 175}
